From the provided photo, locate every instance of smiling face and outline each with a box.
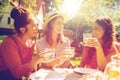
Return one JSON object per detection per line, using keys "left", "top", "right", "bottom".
{"left": 92, "top": 22, "right": 105, "bottom": 40}
{"left": 26, "top": 21, "right": 38, "bottom": 37}
{"left": 44, "top": 16, "right": 65, "bottom": 45}
{"left": 52, "top": 16, "right": 64, "bottom": 34}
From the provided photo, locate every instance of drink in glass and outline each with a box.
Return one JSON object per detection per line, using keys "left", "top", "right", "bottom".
{"left": 83, "top": 33, "right": 92, "bottom": 44}
{"left": 64, "top": 47, "right": 75, "bottom": 58}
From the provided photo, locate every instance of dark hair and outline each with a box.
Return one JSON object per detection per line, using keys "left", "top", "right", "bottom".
{"left": 10, "top": 7, "right": 32, "bottom": 34}
{"left": 95, "top": 17, "right": 115, "bottom": 55}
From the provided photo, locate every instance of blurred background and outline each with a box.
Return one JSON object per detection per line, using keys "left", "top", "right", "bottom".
{"left": 0, "top": 0, "right": 120, "bottom": 56}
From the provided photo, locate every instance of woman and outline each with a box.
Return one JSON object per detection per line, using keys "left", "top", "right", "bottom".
{"left": 36, "top": 11, "right": 74, "bottom": 68}
{"left": 0, "top": 7, "right": 42, "bottom": 80}
{"left": 79, "top": 16, "right": 120, "bottom": 71}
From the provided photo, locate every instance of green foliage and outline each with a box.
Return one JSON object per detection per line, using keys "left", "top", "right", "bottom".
{"left": 43, "top": 0, "right": 64, "bottom": 12}
{"left": 43, "top": 0, "right": 120, "bottom": 41}
{"left": 0, "top": 0, "right": 38, "bottom": 29}
{"left": 1, "top": 0, "right": 120, "bottom": 39}
{"left": 0, "top": 0, "right": 12, "bottom": 24}
{"left": 0, "top": 0, "right": 12, "bottom": 11}
{"left": 51, "top": 0, "right": 64, "bottom": 10}
{"left": 0, "top": 0, "right": 37, "bottom": 15}
{"left": 66, "top": 0, "right": 120, "bottom": 42}
{"left": 19, "top": 0, "right": 37, "bottom": 14}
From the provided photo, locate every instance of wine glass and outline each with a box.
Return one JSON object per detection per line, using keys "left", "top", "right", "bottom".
{"left": 104, "top": 53, "right": 120, "bottom": 80}
{"left": 64, "top": 47, "right": 75, "bottom": 58}
{"left": 41, "top": 48, "right": 55, "bottom": 62}
{"left": 83, "top": 33, "right": 92, "bottom": 45}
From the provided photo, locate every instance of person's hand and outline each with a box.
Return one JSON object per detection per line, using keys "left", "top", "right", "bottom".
{"left": 59, "top": 47, "right": 75, "bottom": 58}
{"left": 35, "top": 51, "right": 51, "bottom": 58}
{"left": 86, "top": 38, "right": 102, "bottom": 49}
{"left": 52, "top": 55, "right": 70, "bottom": 67}
{"left": 41, "top": 55, "right": 70, "bottom": 68}
{"left": 30, "top": 55, "right": 43, "bottom": 72}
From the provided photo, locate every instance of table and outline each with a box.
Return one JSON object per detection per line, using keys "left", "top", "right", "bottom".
{"left": 28, "top": 68, "right": 103, "bottom": 80}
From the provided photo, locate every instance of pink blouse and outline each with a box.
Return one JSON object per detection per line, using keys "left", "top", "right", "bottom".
{"left": 0, "top": 37, "right": 34, "bottom": 78}
{"left": 80, "top": 44, "right": 120, "bottom": 70}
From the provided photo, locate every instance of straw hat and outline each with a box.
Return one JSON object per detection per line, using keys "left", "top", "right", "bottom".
{"left": 43, "top": 11, "right": 67, "bottom": 30}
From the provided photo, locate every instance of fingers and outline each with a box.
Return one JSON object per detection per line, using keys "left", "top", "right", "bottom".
{"left": 86, "top": 38, "right": 100, "bottom": 47}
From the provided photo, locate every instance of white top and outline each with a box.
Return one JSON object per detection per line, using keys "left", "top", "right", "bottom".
{"left": 36, "top": 37, "right": 70, "bottom": 57}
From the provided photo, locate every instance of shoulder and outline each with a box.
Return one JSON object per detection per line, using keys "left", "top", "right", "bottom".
{"left": 3, "top": 36, "right": 13, "bottom": 41}
{"left": 36, "top": 37, "right": 46, "bottom": 49}
{"left": 36, "top": 37, "right": 48, "bottom": 53}
{"left": 36, "top": 37, "right": 46, "bottom": 44}
{"left": 108, "top": 42, "right": 120, "bottom": 54}
{"left": 1, "top": 36, "right": 16, "bottom": 45}
{"left": 0, "top": 36, "right": 18, "bottom": 53}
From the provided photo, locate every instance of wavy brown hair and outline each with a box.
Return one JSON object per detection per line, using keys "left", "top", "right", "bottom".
{"left": 95, "top": 16, "right": 116, "bottom": 55}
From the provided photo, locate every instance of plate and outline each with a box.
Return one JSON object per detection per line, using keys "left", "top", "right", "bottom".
{"left": 44, "top": 71, "right": 65, "bottom": 80}
{"left": 28, "top": 69, "right": 51, "bottom": 80}
{"left": 73, "top": 68, "right": 101, "bottom": 75}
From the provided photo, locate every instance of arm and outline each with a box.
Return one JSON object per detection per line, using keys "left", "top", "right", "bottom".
{"left": 95, "top": 45, "right": 116, "bottom": 71}
{"left": 1, "top": 38, "right": 41, "bottom": 78}
{"left": 42, "top": 55, "right": 70, "bottom": 68}
{"left": 95, "top": 46, "right": 107, "bottom": 71}
{"left": 86, "top": 38, "right": 107, "bottom": 70}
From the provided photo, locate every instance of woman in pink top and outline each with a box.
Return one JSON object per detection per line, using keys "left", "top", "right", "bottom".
{"left": 0, "top": 6, "right": 42, "bottom": 80}
{"left": 79, "top": 17, "right": 120, "bottom": 71}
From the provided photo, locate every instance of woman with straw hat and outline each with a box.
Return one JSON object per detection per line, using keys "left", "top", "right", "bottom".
{"left": 36, "top": 11, "right": 74, "bottom": 68}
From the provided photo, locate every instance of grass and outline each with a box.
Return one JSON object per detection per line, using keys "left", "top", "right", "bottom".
{"left": 71, "top": 57, "right": 81, "bottom": 67}
{"left": 0, "top": 40, "right": 2, "bottom": 43}
{"left": 22, "top": 77, "right": 26, "bottom": 80}
{"left": 0, "top": 35, "right": 6, "bottom": 44}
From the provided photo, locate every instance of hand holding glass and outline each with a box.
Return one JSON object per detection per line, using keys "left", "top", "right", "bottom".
{"left": 41, "top": 48, "right": 55, "bottom": 62}
{"left": 64, "top": 47, "right": 75, "bottom": 58}
{"left": 83, "top": 33, "right": 92, "bottom": 45}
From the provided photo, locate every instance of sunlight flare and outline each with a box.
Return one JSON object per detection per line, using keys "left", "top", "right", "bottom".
{"left": 61, "top": 0, "right": 83, "bottom": 18}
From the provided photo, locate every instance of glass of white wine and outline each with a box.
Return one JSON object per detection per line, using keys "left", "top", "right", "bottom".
{"left": 41, "top": 48, "right": 55, "bottom": 62}
{"left": 64, "top": 47, "right": 75, "bottom": 58}
{"left": 83, "top": 33, "right": 92, "bottom": 46}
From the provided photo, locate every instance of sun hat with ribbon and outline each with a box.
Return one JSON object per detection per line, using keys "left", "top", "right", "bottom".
{"left": 43, "top": 10, "right": 67, "bottom": 30}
